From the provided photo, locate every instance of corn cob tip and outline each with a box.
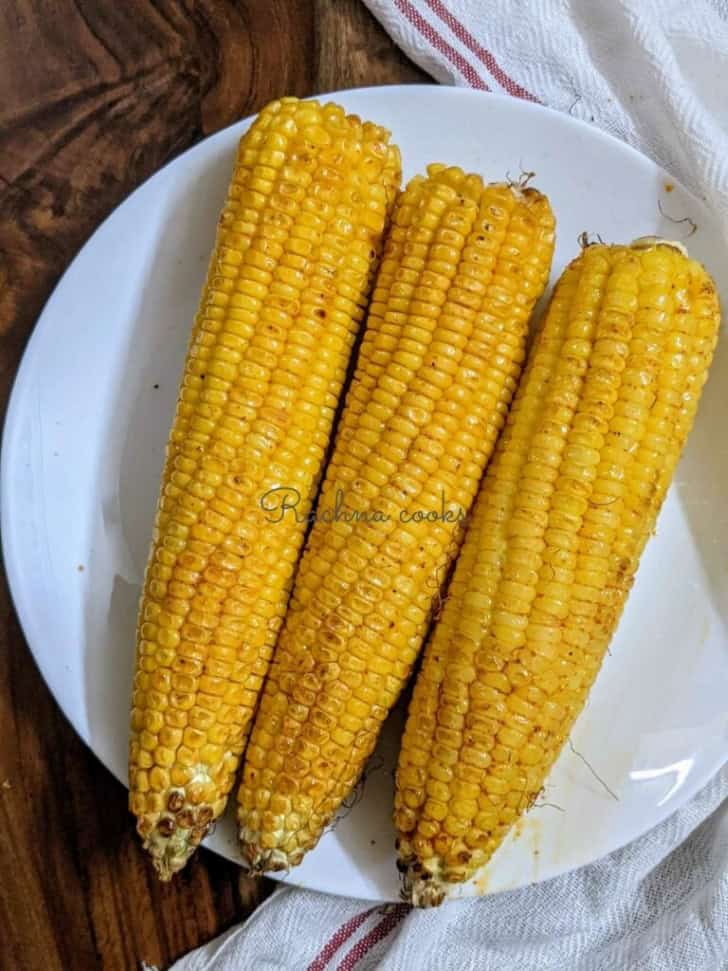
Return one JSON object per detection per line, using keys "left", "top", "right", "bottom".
{"left": 398, "top": 860, "right": 447, "bottom": 908}
{"left": 239, "top": 832, "right": 299, "bottom": 875}
{"left": 135, "top": 803, "right": 214, "bottom": 880}
{"left": 139, "top": 824, "right": 200, "bottom": 881}
{"left": 146, "top": 826, "right": 206, "bottom": 880}
{"left": 631, "top": 235, "right": 688, "bottom": 256}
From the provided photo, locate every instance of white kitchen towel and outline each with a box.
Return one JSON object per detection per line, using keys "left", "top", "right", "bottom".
{"left": 364, "top": 0, "right": 728, "bottom": 227}
{"left": 171, "top": 766, "right": 728, "bottom": 970}
{"left": 170, "top": 3, "right": 728, "bottom": 969}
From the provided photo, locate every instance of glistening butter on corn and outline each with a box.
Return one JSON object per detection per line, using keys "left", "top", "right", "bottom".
{"left": 128, "top": 97, "right": 401, "bottom": 878}
{"left": 237, "top": 165, "right": 556, "bottom": 872}
{"left": 394, "top": 238, "right": 720, "bottom": 907}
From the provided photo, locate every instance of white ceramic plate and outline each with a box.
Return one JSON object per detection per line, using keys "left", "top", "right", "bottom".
{"left": 3, "top": 86, "right": 727, "bottom": 903}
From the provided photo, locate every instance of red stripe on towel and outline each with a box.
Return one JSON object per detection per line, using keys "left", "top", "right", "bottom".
{"left": 336, "top": 905, "right": 410, "bottom": 970}
{"left": 424, "top": 0, "right": 541, "bottom": 101}
{"left": 394, "top": 0, "right": 489, "bottom": 89}
{"left": 307, "top": 907, "right": 377, "bottom": 971}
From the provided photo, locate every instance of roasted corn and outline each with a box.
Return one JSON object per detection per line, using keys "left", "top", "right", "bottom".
{"left": 238, "top": 165, "right": 556, "bottom": 871}
{"left": 395, "top": 238, "right": 720, "bottom": 906}
{"left": 129, "top": 97, "right": 401, "bottom": 878}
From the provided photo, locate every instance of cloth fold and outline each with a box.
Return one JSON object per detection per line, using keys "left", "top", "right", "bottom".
{"left": 172, "top": 2, "right": 728, "bottom": 967}
{"left": 364, "top": 0, "right": 728, "bottom": 227}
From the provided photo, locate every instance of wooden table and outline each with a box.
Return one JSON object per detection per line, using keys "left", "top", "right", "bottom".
{"left": 0, "top": 4, "right": 427, "bottom": 967}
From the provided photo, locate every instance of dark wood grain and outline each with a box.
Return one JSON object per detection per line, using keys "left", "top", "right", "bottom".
{"left": 0, "top": 3, "right": 429, "bottom": 968}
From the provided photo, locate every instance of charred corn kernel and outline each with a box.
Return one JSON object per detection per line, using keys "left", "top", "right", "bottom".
{"left": 395, "top": 239, "right": 720, "bottom": 907}
{"left": 129, "top": 97, "right": 401, "bottom": 880}
{"left": 237, "top": 165, "right": 555, "bottom": 872}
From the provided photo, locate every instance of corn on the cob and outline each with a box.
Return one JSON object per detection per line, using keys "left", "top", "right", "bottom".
{"left": 237, "top": 165, "right": 556, "bottom": 872}
{"left": 395, "top": 238, "right": 720, "bottom": 906}
{"left": 128, "top": 97, "right": 401, "bottom": 878}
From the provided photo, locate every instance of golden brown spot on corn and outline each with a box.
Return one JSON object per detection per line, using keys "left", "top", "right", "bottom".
{"left": 237, "top": 165, "right": 555, "bottom": 872}
{"left": 128, "top": 97, "right": 401, "bottom": 879}
{"left": 395, "top": 240, "right": 720, "bottom": 906}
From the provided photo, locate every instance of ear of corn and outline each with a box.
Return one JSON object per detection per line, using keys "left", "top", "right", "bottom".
{"left": 394, "top": 239, "right": 720, "bottom": 906}
{"left": 237, "top": 165, "right": 556, "bottom": 872}
{"left": 128, "top": 97, "right": 401, "bottom": 879}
